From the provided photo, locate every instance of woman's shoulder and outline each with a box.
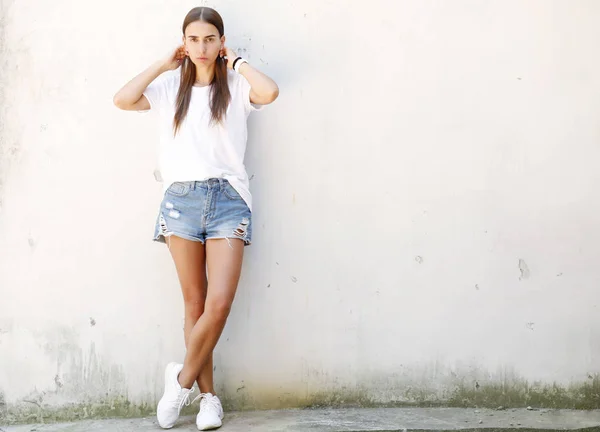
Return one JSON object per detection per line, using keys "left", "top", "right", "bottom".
{"left": 160, "top": 69, "right": 181, "bottom": 87}
{"left": 151, "top": 70, "right": 180, "bottom": 101}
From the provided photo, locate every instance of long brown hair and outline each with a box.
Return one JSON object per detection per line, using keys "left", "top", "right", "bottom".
{"left": 173, "top": 7, "right": 231, "bottom": 135}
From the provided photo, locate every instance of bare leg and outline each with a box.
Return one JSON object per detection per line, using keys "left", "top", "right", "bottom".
{"left": 177, "top": 238, "right": 245, "bottom": 389}
{"left": 166, "top": 236, "right": 215, "bottom": 393}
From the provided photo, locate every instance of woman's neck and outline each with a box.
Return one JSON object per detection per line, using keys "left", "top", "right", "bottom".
{"left": 195, "top": 63, "right": 215, "bottom": 86}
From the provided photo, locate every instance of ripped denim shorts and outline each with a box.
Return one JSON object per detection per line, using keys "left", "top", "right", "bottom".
{"left": 153, "top": 178, "right": 252, "bottom": 246}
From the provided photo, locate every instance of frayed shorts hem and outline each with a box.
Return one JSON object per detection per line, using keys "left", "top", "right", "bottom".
{"left": 153, "top": 231, "right": 251, "bottom": 246}
{"left": 153, "top": 231, "right": 204, "bottom": 245}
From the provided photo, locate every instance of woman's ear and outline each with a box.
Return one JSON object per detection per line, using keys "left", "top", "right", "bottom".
{"left": 182, "top": 36, "right": 188, "bottom": 55}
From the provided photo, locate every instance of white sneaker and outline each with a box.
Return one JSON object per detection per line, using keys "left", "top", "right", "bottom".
{"left": 157, "top": 362, "right": 196, "bottom": 429}
{"left": 196, "top": 393, "right": 224, "bottom": 430}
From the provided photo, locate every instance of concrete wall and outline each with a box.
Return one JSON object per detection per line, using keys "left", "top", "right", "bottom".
{"left": 2, "top": 0, "right": 600, "bottom": 423}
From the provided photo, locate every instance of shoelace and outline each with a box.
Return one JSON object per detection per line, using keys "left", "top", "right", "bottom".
{"left": 190, "top": 392, "right": 204, "bottom": 406}
{"left": 175, "top": 387, "right": 197, "bottom": 411}
{"left": 197, "top": 393, "right": 221, "bottom": 412}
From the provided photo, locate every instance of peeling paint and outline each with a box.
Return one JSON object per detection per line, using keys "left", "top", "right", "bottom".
{"left": 446, "top": 375, "right": 600, "bottom": 410}
{"left": 518, "top": 259, "right": 530, "bottom": 280}
{"left": 0, "top": 395, "right": 155, "bottom": 425}
{"left": 209, "top": 374, "right": 600, "bottom": 413}
{"left": 2, "top": 365, "right": 600, "bottom": 425}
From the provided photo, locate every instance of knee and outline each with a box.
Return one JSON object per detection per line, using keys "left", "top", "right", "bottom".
{"left": 205, "top": 298, "right": 232, "bottom": 323}
{"left": 183, "top": 297, "right": 206, "bottom": 321}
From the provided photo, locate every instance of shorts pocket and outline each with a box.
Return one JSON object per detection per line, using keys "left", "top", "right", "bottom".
{"left": 166, "top": 181, "right": 191, "bottom": 197}
{"left": 223, "top": 182, "right": 243, "bottom": 201}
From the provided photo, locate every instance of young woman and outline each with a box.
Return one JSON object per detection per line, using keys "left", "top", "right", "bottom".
{"left": 113, "top": 6, "right": 278, "bottom": 430}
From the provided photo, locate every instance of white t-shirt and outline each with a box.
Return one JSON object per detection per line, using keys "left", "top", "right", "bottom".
{"left": 142, "top": 68, "right": 261, "bottom": 211}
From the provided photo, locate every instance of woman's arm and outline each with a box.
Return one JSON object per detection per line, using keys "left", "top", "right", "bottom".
{"left": 113, "top": 46, "right": 185, "bottom": 111}
{"left": 224, "top": 47, "right": 279, "bottom": 105}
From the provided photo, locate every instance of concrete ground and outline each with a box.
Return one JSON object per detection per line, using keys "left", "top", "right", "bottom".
{"left": 3, "top": 407, "right": 600, "bottom": 432}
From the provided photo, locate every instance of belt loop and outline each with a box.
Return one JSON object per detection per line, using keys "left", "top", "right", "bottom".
{"left": 218, "top": 177, "right": 224, "bottom": 190}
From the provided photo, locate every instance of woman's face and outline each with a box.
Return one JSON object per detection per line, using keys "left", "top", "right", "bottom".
{"left": 183, "top": 20, "right": 225, "bottom": 68}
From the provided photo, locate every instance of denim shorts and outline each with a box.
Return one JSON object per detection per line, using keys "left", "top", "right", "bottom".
{"left": 153, "top": 178, "right": 252, "bottom": 245}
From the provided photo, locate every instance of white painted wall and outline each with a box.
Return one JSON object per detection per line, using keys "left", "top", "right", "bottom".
{"left": 1, "top": 0, "right": 600, "bottom": 418}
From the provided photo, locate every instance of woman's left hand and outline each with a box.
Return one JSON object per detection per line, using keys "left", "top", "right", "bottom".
{"left": 221, "top": 46, "right": 238, "bottom": 70}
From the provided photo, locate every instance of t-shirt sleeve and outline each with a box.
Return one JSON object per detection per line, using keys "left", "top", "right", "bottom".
{"left": 238, "top": 73, "right": 264, "bottom": 114}
{"left": 142, "top": 73, "right": 172, "bottom": 111}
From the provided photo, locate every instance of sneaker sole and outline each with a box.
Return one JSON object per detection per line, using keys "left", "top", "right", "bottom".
{"left": 197, "top": 417, "right": 223, "bottom": 430}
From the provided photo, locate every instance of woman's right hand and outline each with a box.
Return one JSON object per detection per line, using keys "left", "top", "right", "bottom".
{"left": 162, "top": 45, "right": 186, "bottom": 71}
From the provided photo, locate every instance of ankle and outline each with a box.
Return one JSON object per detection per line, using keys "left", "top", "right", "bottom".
{"left": 177, "top": 371, "right": 194, "bottom": 390}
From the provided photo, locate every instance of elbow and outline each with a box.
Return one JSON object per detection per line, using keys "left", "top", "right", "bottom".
{"left": 113, "top": 93, "right": 123, "bottom": 109}
{"left": 265, "top": 85, "right": 279, "bottom": 104}
{"left": 113, "top": 93, "right": 127, "bottom": 110}
{"left": 250, "top": 83, "right": 279, "bottom": 106}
